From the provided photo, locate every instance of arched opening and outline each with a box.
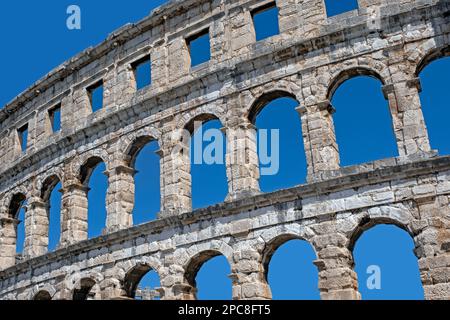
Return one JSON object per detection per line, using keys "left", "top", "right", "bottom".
{"left": 41, "top": 175, "right": 62, "bottom": 251}
{"left": 127, "top": 137, "right": 161, "bottom": 225}
{"left": 418, "top": 54, "right": 450, "bottom": 155}
{"left": 80, "top": 157, "right": 107, "bottom": 239}
{"left": 188, "top": 116, "right": 228, "bottom": 210}
{"left": 33, "top": 290, "right": 52, "bottom": 300}
{"left": 7, "top": 193, "right": 27, "bottom": 260}
{"left": 185, "top": 251, "right": 232, "bottom": 300}
{"left": 124, "top": 263, "right": 161, "bottom": 300}
{"left": 73, "top": 278, "right": 97, "bottom": 301}
{"left": 330, "top": 72, "right": 398, "bottom": 166}
{"left": 16, "top": 203, "right": 26, "bottom": 259}
{"left": 264, "top": 236, "right": 320, "bottom": 300}
{"left": 353, "top": 224, "right": 424, "bottom": 300}
{"left": 250, "top": 91, "right": 306, "bottom": 192}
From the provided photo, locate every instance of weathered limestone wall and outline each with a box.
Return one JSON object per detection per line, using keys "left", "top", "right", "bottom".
{"left": 0, "top": 0, "right": 449, "bottom": 300}
{"left": 0, "top": 158, "right": 449, "bottom": 300}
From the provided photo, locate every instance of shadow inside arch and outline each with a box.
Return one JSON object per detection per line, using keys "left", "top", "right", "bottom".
{"left": 73, "top": 278, "right": 97, "bottom": 301}
{"left": 123, "top": 263, "right": 161, "bottom": 299}
{"left": 33, "top": 290, "right": 52, "bottom": 301}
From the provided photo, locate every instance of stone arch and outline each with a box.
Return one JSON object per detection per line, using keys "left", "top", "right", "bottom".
{"left": 259, "top": 224, "right": 316, "bottom": 272}
{"left": 122, "top": 258, "right": 163, "bottom": 298}
{"left": 170, "top": 111, "right": 225, "bottom": 169}
{"left": 184, "top": 250, "right": 222, "bottom": 288}
{"left": 40, "top": 174, "right": 62, "bottom": 202}
{"left": 33, "top": 291, "right": 52, "bottom": 300}
{"left": 348, "top": 212, "right": 415, "bottom": 252}
{"left": 261, "top": 232, "right": 317, "bottom": 279}
{"left": 416, "top": 46, "right": 450, "bottom": 76}
{"left": 7, "top": 192, "right": 27, "bottom": 219}
{"left": 325, "top": 64, "right": 400, "bottom": 165}
{"left": 326, "top": 66, "right": 388, "bottom": 101}
{"left": 412, "top": 40, "right": 450, "bottom": 77}
{"left": 79, "top": 156, "right": 107, "bottom": 185}
{"left": 113, "top": 128, "right": 163, "bottom": 226}
{"left": 72, "top": 278, "right": 98, "bottom": 300}
{"left": 35, "top": 165, "right": 64, "bottom": 199}
{"left": 413, "top": 43, "right": 450, "bottom": 157}
{"left": 183, "top": 113, "right": 223, "bottom": 135}
{"left": 243, "top": 85, "right": 307, "bottom": 189}
{"left": 349, "top": 209, "right": 424, "bottom": 300}
{"left": 119, "top": 126, "right": 162, "bottom": 167}
{"left": 33, "top": 173, "right": 64, "bottom": 254}
{"left": 174, "top": 110, "right": 228, "bottom": 210}
{"left": 71, "top": 149, "right": 110, "bottom": 184}
{"left": 29, "top": 284, "right": 56, "bottom": 300}
{"left": 242, "top": 77, "right": 301, "bottom": 119}
{"left": 69, "top": 271, "right": 104, "bottom": 300}
{"left": 1, "top": 185, "right": 28, "bottom": 219}
{"left": 182, "top": 241, "right": 234, "bottom": 288}
{"left": 247, "top": 90, "right": 300, "bottom": 124}
{"left": 0, "top": 187, "right": 28, "bottom": 268}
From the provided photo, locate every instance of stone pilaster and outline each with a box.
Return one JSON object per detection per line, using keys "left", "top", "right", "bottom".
{"left": 278, "top": 0, "right": 301, "bottom": 35}
{"left": 230, "top": 249, "right": 271, "bottom": 300}
{"left": 414, "top": 196, "right": 450, "bottom": 300}
{"left": 0, "top": 217, "right": 20, "bottom": 270}
{"left": 23, "top": 199, "right": 49, "bottom": 259}
{"left": 168, "top": 37, "right": 190, "bottom": 83}
{"left": 229, "top": 6, "right": 255, "bottom": 56}
{"left": 224, "top": 122, "right": 260, "bottom": 202}
{"left": 299, "top": 0, "right": 327, "bottom": 38}
{"left": 313, "top": 233, "right": 361, "bottom": 300}
{"left": 115, "top": 64, "right": 138, "bottom": 109}
{"left": 60, "top": 182, "right": 89, "bottom": 247}
{"left": 383, "top": 78, "right": 432, "bottom": 159}
{"left": 105, "top": 164, "right": 135, "bottom": 233}
{"left": 159, "top": 126, "right": 192, "bottom": 217}
{"left": 298, "top": 101, "right": 340, "bottom": 182}
{"left": 160, "top": 271, "right": 196, "bottom": 300}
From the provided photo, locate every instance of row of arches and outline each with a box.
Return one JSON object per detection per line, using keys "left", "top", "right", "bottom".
{"left": 3, "top": 54, "right": 449, "bottom": 262}
{"left": 28, "top": 223, "right": 424, "bottom": 300}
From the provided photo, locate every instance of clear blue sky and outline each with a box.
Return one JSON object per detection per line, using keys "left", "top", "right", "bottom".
{"left": 3, "top": 0, "right": 448, "bottom": 300}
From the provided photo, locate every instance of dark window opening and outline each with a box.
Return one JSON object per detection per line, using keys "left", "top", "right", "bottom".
{"left": 18, "top": 124, "right": 28, "bottom": 152}
{"left": 187, "top": 29, "right": 211, "bottom": 68}
{"left": 324, "top": 0, "right": 358, "bottom": 17}
{"left": 132, "top": 56, "right": 152, "bottom": 90}
{"left": 252, "top": 3, "right": 280, "bottom": 41}
{"left": 88, "top": 81, "right": 104, "bottom": 112}
{"left": 49, "top": 105, "right": 61, "bottom": 133}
